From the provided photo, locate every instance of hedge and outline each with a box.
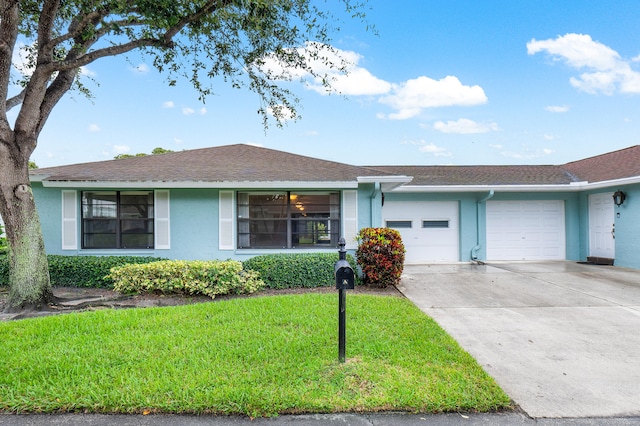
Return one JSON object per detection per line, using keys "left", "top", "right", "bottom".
{"left": 107, "top": 260, "right": 264, "bottom": 298}
{"left": 0, "top": 255, "right": 163, "bottom": 288}
{"left": 242, "top": 252, "right": 358, "bottom": 289}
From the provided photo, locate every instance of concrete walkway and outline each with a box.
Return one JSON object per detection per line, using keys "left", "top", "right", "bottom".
{"left": 397, "top": 262, "right": 640, "bottom": 418}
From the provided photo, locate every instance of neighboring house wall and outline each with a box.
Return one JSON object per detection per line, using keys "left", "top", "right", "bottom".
{"left": 615, "top": 183, "right": 640, "bottom": 269}
{"left": 579, "top": 183, "right": 640, "bottom": 269}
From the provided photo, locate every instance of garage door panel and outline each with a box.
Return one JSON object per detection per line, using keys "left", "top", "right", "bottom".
{"left": 383, "top": 201, "right": 459, "bottom": 264}
{"left": 487, "top": 200, "right": 565, "bottom": 261}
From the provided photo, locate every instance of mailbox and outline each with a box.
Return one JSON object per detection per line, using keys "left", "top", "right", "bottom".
{"left": 335, "top": 237, "right": 355, "bottom": 290}
{"left": 335, "top": 260, "right": 355, "bottom": 290}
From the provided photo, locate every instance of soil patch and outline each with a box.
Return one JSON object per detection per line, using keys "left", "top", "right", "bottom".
{"left": 0, "top": 285, "right": 403, "bottom": 321}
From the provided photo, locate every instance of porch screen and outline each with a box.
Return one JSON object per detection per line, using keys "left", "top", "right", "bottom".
{"left": 237, "top": 191, "right": 340, "bottom": 249}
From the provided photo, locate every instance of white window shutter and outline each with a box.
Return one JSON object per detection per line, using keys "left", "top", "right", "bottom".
{"left": 342, "top": 190, "right": 358, "bottom": 249}
{"left": 155, "top": 190, "right": 170, "bottom": 249}
{"left": 61, "top": 190, "right": 78, "bottom": 250}
{"left": 219, "top": 190, "right": 234, "bottom": 250}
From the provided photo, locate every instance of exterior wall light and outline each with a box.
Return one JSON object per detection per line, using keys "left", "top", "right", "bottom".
{"left": 613, "top": 190, "right": 626, "bottom": 206}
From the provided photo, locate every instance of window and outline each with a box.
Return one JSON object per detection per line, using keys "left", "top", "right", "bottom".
{"left": 237, "top": 191, "right": 340, "bottom": 249}
{"left": 422, "top": 220, "right": 449, "bottom": 229}
{"left": 386, "top": 220, "right": 412, "bottom": 229}
{"left": 82, "top": 191, "right": 154, "bottom": 249}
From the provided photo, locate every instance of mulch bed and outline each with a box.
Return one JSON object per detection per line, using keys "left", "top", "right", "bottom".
{"left": 0, "top": 284, "right": 403, "bottom": 320}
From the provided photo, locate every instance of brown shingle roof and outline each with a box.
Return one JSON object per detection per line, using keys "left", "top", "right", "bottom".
{"left": 33, "top": 144, "right": 392, "bottom": 183}
{"left": 32, "top": 143, "right": 640, "bottom": 187}
{"left": 370, "top": 145, "right": 640, "bottom": 186}
{"left": 367, "top": 165, "right": 577, "bottom": 186}
{"left": 563, "top": 145, "right": 640, "bottom": 183}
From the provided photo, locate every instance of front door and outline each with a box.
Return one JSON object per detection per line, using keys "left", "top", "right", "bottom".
{"left": 589, "top": 193, "right": 615, "bottom": 259}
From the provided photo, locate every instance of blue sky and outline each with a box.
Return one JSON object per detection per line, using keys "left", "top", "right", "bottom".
{"left": 22, "top": 0, "right": 640, "bottom": 168}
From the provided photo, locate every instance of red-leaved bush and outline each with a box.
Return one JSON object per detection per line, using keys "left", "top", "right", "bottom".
{"left": 356, "top": 227, "right": 405, "bottom": 288}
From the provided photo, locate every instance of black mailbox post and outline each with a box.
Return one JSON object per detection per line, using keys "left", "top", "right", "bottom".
{"left": 335, "top": 237, "right": 354, "bottom": 363}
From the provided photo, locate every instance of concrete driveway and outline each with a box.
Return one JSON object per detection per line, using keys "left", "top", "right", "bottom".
{"left": 397, "top": 262, "right": 640, "bottom": 419}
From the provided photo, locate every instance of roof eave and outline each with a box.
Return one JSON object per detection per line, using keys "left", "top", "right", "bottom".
{"left": 391, "top": 176, "right": 640, "bottom": 193}
{"left": 357, "top": 175, "right": 413, "bottom": 191}
{"left": 36, "top": 179, "right": 359, "bottom": 189}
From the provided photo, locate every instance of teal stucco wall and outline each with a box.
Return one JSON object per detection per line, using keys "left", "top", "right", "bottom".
{"left": 613, "top": 183, "right": 640, "bottom": 268}
{"left": 579, "top": 184, "right": 640, "bottom": 269}
{"left": 32, "top": 183, "right": 635, "bottom": 268}
{"left": 32, "top": 185, "right": 372, "bottom": 261}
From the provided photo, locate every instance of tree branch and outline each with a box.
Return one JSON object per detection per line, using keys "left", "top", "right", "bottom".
{"left": 6, "top": 89, "right": 26, "bottom": 111}
{"left": 162, "top": 0, "right": 234, "bottom": 43}
{"left": 55, "top": 37, "right": 171, "bottom": 71}
{"left": 0, "top": 1, "right": 19, "bottom": 132}
{"left": 36, "top": 69, "right": 75, "bottom": 135}
{"left": 37, "top": 0, "right": 61, "bottom": 63}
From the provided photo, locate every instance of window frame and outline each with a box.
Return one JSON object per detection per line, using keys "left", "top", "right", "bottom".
{"left": 236, "top": 191, "right": 341, "bottom": 249}
{"left": 81, "top": 190, "right": 155, "bottom": 249}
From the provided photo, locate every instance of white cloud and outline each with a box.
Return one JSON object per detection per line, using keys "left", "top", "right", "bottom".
{"left": 260, "top": 43, "right": 486, "bottom": 119}
{"left": 545, "top": 105, "right": 569, "bottom": 113}
{"left": 173, "top": 138, "right": 184, "bottom": 145}
{"left": 528, "top": 33, "right": 640, "bottom": 95}
{"left": 163, "top": 101, "right": 175, "bottom": 108}
{"left": 112, "top": 145, "right": 130, "bottom": 154}
{"left": 379, "top": 76, "right": 488, "bottom": 120}
{"left": 132, "top": 63, "right": 150, "bottom": 74}
{"left": 400, "top": 139, "right": 427, "bottom": 146}
{"left": 416, "top": 141, "right": 452, "bottom": 157}
{"left": 182, "top": 107, "right": 195, "bottom": 115}
{"left": 199, "top": 107, "right": 207, "bottom": 115}
{"left": 543, "top": 134, "right": 557, "bottom": 141}
{"left": 261, "top": 42, "right": 391, "bottom": 96}
{"left": 433, "top": 118, "right": 499, "bottom": 134}
{"left": 88, "top": 124, "right": 101, "bottom": 132}
{"left": 501, "top": 147, "right": 554, "bottom": 159}
{"left": 267, "top": 105, "right": 297, "bottom": 122}
{"left": 489, "top": 144, "right": 503, "bottom": 149}
{"left": 80, "top": 66, "right": 96, "bottom": 77}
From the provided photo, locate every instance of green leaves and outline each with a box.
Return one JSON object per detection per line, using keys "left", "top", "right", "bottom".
{"left": 243, "top": 252, "right": 358, "bottom": 289}
{"left": 107, "top": 259, "right": 264, "bottom": 298}
{"left": 13, "top": 1, "right": 370, "bottom": 126}
{"left": 356, "top": 228, "right": 406, "bottom": 288}
{"left": 0, "top": 255, "right": 161, "bottom": 288}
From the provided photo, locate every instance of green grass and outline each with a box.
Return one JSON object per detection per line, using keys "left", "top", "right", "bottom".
{"left": 0, "top": 294, "right": 511, "bottom": 417}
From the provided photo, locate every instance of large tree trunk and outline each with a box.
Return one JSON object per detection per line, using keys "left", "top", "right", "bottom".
{"left": 0, "top": 138, "right": 52, "bottom": 313}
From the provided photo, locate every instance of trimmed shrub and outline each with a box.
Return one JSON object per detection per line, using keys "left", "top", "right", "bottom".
{"left": 356, "top": 228, "right": 405, "bottom": 288}
{"left": 0, "top": 255, "right": 162, "bottom": 288}
{"left": 106, "top": 260, "right": 264, "bottom": 299}
{"left": 243, "top": 252, "right": 358, "bottom": 289}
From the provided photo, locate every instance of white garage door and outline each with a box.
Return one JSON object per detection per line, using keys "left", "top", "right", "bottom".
{"left": 486, "top": 200, "right": 565, "bottom": 261}
{"left": 382, "top": 201, "right": 459, "bottom": 264}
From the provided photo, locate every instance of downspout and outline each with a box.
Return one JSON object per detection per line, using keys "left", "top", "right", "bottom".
{"left": 471, "top": 190, "right": 494, "bottom": 263}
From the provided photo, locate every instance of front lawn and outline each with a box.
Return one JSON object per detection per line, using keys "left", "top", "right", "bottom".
{"left": 0, "top": 294, "right": 511, "bottom": 416}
